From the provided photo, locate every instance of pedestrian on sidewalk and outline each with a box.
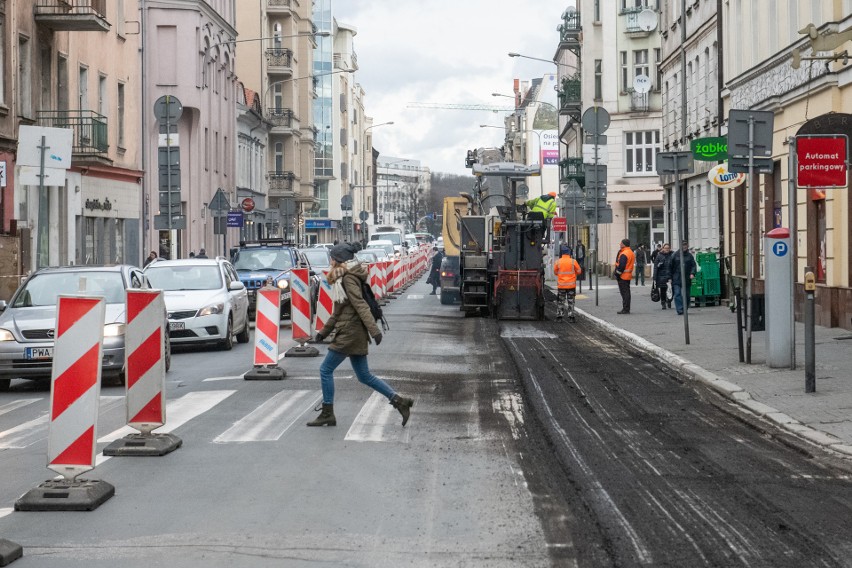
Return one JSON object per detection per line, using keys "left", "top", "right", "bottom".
{"left": 554, "top": 244, "right": 582, "bottom": 321}
{"left": 427, "top": 245, "right": 444, "bottom": 295}
{"left": 670, "top": 241, "right": 697, "bottom": 315}
{"left": 633, "top": 244, "right": 649, "bottom": 286}
{"left": 650, "top": 243, "right": 662, "bottom": 263}
{"left": 653, "top": 243, "right": 674, "bottom": 309}
{"left": 310, "top": 242, "right": 414, "bottom": 427}
{"left": 613, "top": 238, "right": 635, "bottom": 314}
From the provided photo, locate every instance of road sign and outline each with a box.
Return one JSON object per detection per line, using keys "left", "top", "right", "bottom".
{"left": 583, "top": 144, "right": 609, "bottom": 165}
{"left": 341, "top": 195, "right": 353, "bottom": 210}
{"left": 154, "top": 214, "right": 186, "bottom": 230}
{"left": 241, "top": 197, "right": 256, "bottom": 212}
{"left": 552, "top": 217, "right": 567, "bottom": 232}
{"left": 153, "top": 95, "right": 183, "bottom": 123}
{"left": 208, "top": 188, "right": 230, "bottom": 213}
{"left": 17, "top": 126, "right": 74, "bottom": 169}
{"left": 359, "top": 210, "right": 369, "bottom": 221}
{"left": 581, "top": 107, "right": 610, "bottom": 135}
{"left": 227, "top": 211, "right": 244, "bottom": 228}
{"left": 656, "top": 151, "right": 694, "bottom": 175}
{"left": 728, "top": 109, "right": 774, "bottom": 159}
{"left": 728, "top": 156, "right": 774, "bottom": 174}
{"left": 772, "top": 241, "right": 789, "bottom": 257}
{"left": 585, "top": 164, "right": 607, "bottom": 188}
{"left": 796, "top": 135, "right": 848, "bottom": 188}
{"left": 584, "top": 207, "right": 613, "bottom": 224}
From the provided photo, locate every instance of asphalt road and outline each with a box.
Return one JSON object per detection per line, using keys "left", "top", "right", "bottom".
{"left": 2, "top": 277, "right": 851, "bottom": 567}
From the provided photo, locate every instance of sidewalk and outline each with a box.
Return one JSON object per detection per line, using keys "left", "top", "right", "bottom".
{"left": 563, "top": 279, "right": 852, "bottom": 459}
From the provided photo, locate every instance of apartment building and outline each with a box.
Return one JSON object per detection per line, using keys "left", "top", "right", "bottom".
{"left": 720, "top": 1, "right": 852, "bottom": 329}
{"left": 0, "top": 0, "right": 142, "bottom": 291}
{"left": 556, "top": 1, "right": 665, "bottom": 267}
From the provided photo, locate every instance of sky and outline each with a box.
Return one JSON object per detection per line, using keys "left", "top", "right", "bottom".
{"left": 333, "top": 1, "right": 573, "bottom": 176}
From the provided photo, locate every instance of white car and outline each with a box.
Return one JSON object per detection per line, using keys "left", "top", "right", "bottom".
{"left": 367, "top": 240, "right": 396, "bottom": 259}
{"left": 144, "top": 258, "right": 250, "bottom": 350}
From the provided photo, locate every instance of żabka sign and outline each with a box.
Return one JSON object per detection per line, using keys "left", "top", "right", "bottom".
{"left": 796, "top": 135, "right": 848, "bottom": 189}
{"left": 691, "top": 136, "right": 728, "bottom": 161}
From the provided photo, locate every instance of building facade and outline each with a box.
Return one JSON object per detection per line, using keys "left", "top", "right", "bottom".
{"left": 376, "top": 157, "right": 431, "bottom": 235}
{"left": 0, "top": 0, "right": 143, "bottom": 288}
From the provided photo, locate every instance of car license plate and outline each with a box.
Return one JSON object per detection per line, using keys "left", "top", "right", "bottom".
{"left": 169, "top": 322, "right": 185, "bottom": 331}
{"left": 25, "top": 347, "right": 53, "bottom": 360}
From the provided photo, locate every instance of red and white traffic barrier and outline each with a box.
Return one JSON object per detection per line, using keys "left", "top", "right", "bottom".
{"left": 16, "top": 295, "right": 116, "bottom": 510}
{"left": 313, "top": 272, "right": 333, "bottom": 332}
{"left": 384, "top": 261, "right": 394, "bottom": 295}
{"left": 392, "top": 259, "right": 402, "bottom": 294}
{"left": 245, "top": 285, "right": 286, "bottom": 379}
{"left": 369, "top": 263, "right": 382, "bottom": 301}
{"left": 104, "top": 289, "right": 182, "bottom": 456}
{"left": 285, "top": 268, "right": 318, "bottom": 357}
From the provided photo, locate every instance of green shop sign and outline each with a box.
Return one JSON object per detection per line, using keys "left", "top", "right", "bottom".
{"left": 691, "top": 137, "right": 728, "bottom": 161}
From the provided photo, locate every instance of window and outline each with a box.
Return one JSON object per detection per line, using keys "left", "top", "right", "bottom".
{"left": 275, "top": 142, "right": 284, "bottom": 171}
{"left": 40, "top": 45, "right": 51, "bottom": 111}
{"left": 624, "top": 130, "right": 660, "bottom": 174}
{"left": 223, "top": 136, "right": 228, "bottom": 177}
{"left": 214, "top": 131, "right": 219, "bottom": 172}
{"left": 98, "top": 74, "right": 107, "bottom": 115}
{"left": 0, "top": 12, "right": 5, "bottom": 105}
{"left": 117, "top": 83, "right": 125, "bottom": 147}
{"left": 594, "top": 60, "right": 602, "bottom": 100}
{"left": 57, "top": 55, "right": 68, "bottom": 111}
{"left": 116, "top": 0, "right": 125, "bottom": 37}
{"left": 621, "top": 51, "right": 628, "bottom": 92}
{"left": 594, "top": 0, "right": 601, "bottom": 21}
{"left": 18, "top": 35, "right": 32, "bottom": 117}
{"left": 654, "top": 48, "right": 661, "bottom": 91}
{"left": 78, "top": 65, "right": 89, "bottom": 110}
{"left": 634, "top": 49, "right": 649, "bottom": 81}
{"left": 204, "top": 127, "right": 209, "bottom": 171}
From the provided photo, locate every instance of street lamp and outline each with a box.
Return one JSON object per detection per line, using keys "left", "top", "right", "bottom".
{"left": 508, "top": 52, "right": 579, "bottom": 72}
{"left": 365, "top": 121, "right": 394, "bottom": 132}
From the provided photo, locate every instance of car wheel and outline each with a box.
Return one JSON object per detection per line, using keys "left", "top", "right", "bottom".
{"left": 440, "top": 291, "right": 453, "bottom": 305}
{"left": 236, "top": 319, "right": 250, "bottom": 344}
{"left": 219, "top": 316, "right": 234, "bottom": 351}
{"left": 0, "top": 378, "right": 10, "bottom": 392}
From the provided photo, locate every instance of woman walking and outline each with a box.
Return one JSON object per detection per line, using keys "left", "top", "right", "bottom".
{"left": 309, "top": 242, "right": 414, "bottom": 427}
{"left": 653, "top": 243, "right": 674, "bottom": 309}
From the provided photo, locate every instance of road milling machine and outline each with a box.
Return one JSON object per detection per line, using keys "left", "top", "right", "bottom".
{"left": 444, "top": 148, "right": 545, "bottom": 320}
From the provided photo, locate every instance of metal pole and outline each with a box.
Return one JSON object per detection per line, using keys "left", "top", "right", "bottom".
{"left": 677, "top": 157, "right": 690, "bottom": 344}
{"left": 745, "top": 115, "right": 755, "bottom": 364}
{"left": 735, "top": 286, "right": 744, "bottom": 362}
{"left": 594, "top": 130, "right": 600, "bottom": 307}
{"left": 787, "top": 137, "right": 797, "bottom": 370}
{"left": 37, "top": 136, "right": 50, "bottom": 268}
{"left": 804, "top": 267, "right": 815, "bottom": 393}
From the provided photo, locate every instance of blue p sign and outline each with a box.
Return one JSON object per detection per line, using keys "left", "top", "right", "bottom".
{"left": 772, "top": 241, "right": 788, "bottom": 257}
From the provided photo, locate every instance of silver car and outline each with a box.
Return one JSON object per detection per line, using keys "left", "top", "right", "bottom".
{"left": 144, "top": 258, "right": 250, "bottom": 350}
{"left": 0, "top": 265, "right": 171, "bottom": 391}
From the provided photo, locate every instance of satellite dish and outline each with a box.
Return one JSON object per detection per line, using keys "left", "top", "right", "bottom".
{"left": 633, "top": 74, "right": 652, "bottom": 94}
{"left": 637, "top": 9, "right": 658, "bottom": 32}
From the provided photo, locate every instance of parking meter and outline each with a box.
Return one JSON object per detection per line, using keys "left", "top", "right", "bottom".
{"left": 764, "top": 228, "right": 792, "bottom": 368}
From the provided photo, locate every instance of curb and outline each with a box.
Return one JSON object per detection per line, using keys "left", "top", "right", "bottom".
{"left": 574, "top": 306, "right": 852, "bottom": 460}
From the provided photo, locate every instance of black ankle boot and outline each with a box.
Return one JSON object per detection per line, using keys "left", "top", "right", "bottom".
{"left": 390, "top": 395, "right": 414, "bottom": 426}
{"left": 307, "top": 403, "right": 336, "bottom": 427}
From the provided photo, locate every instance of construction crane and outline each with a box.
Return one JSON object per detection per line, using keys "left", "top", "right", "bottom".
{"left": 407, "top": 102, "right": 516, "bottom": 112}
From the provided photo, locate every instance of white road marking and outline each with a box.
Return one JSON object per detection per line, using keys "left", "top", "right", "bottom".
{"left": 214, "top": 390, "right": 319, "bottom": 443}
{"left": 345, "top": 392, "right": 410, "bottom": 443}
{"left": 0, "top": 507, "right": 12, "bottom": 519}
{"left": 203, "top": 374, "right": 247, "bottom": 382}
{"left": 407, "top": 294, "right": 424, "bottom": 299}
{"left": 0, "top": 396, "right": 123, "bottom": 450}
{"left": 500, "top": 324, "right": 557, "bottom": 339}
{"left": 0, "top": 398, "right": 41, "bottom": 417}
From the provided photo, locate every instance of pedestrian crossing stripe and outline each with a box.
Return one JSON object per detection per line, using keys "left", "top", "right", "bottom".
{"left": 213, "top": 390, "right": 319, "bottom": 443}
{"left": 345, "top": 392, "right": 410, "bottom": 443}
{"left": 0, "top": 396, "right": 123, "bottom": 450}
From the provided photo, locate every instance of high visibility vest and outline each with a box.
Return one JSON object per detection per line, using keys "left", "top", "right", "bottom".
{"left": 554, "top": 255, "right": 581, "bottom": 289}
{"left": 527, "top": 197, "right": 557, "bottom": 219}
{"left": 615, "top": 246, "right": 635, "bottom": 281}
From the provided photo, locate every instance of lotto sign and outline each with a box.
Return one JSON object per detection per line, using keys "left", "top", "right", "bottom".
{"left": 796, "top": 135, "right": 848, "bottom": 188}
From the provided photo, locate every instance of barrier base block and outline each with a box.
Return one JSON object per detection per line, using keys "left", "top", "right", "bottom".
{"left": 15, "top": 479, "right": 114, "bottom": 512}
{"left": 285, "top": 344, "right": 319, "bottom": 357}
{"left": 0, "top": 539, "right": 23, "bottom": 566}
{"left": 103, "top": 433, "right": 182, "bottom": 457}
{"left": 244, "top": 366, "right": 286, "bottom": 380}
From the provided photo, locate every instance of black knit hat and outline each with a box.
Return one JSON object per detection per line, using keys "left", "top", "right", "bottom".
{"left": 621, "top": 238, "right": 631, "bottom": 248}
{"left": 330, "top": 242, "right": 357, "bottom": 263}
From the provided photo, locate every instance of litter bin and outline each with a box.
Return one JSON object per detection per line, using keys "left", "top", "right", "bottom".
{"left": 750, "top": 294, "right": 765, "bottom": 331}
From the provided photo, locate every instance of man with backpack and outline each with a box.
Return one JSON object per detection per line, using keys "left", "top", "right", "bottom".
{"left": 310, "top": 242, "right": 413, "bottom": 427}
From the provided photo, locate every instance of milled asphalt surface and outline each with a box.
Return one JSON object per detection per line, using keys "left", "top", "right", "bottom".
{"left": 559, "top": 277, "right": 852, "bottom": 460}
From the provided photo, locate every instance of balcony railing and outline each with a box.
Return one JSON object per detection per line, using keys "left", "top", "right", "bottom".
{"left": 34, "top": 0, "right": 110, "bottom": 32}
{"left": 265, "top": 48, "right": 293, "bottom": 71}
{"left": 268, "top": 171, "right": 295, "bottom": 193}
{"left": 266, "top": 0, "right": 293, "bottom": 14}
{"left": 622, "top": 6, "right": 656, "bottom": 36}
{"left": 266, "top": 108, "right": 296, "bottom": 129}
{"left": 629, "top": 90, "right": 650, "bottom": 112}
{"left": 37, "top": 110, "right": 108, "bottom": 156}
{"left": 559, "top": 158, "right": 585, "bottom": 186}
{"left": 558, "top": 8, "right": 581, "bottom": 44}
{"left": 557, "top": 76, "right": 582, "bottom": 116}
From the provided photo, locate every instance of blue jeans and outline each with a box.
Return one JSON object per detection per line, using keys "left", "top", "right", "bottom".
{"left": 320, "top": 349, "right": 397, "bottom": 404}
{"left": 672, "top": 282, "right": 689, "bottom": 314}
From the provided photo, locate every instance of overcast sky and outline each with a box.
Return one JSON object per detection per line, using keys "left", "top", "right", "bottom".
{"left": 333, "top": 1, "right": 573, "bottom": 176}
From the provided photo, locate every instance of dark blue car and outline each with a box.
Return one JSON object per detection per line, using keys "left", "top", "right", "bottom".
{"left": 231, "top": 240, "right": 305, "bottom": 319}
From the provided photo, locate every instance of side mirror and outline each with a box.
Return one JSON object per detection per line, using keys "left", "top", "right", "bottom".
{"left": 229, "top": 281, "right": 246, "bottom": 291}
{"left": 0, "top": 300, "right": 6, "bottom": 312}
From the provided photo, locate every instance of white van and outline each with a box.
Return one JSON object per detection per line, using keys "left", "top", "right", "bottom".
{"left": 370, "top": 228, "right": 404, "bottom": 255}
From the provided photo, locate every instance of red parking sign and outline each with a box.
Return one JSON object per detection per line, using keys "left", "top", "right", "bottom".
{"left": 797, "top": 136, "right": 848, "bottom": 189}
{"left": 551, "top": 217, "right": 567, "bottom": 232}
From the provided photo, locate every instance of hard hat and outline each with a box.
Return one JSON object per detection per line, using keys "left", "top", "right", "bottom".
{"left": 548, "top": 191, "right": 557, "bottom": 197}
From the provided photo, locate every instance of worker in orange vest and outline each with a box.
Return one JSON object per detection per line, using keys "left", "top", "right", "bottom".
{"left": 614, "top": 238, "right": 635, "bottom": 314}
{"left": 553, "top": 244, "right": 582, "bottom": 321}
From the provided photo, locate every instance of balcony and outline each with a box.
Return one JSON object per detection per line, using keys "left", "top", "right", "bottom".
{"left": 34, "top": 0, "right": 110, "bottom": 31}
{"left": 265, "top": 48, "right": 293, "bottom": 76}
{"left": 559, "top": 158, "right": 585, "bottom": 187}
{"left": 557, "top": 8, "right": 581, "bottom": 46}
{"left": 557, "top": 75, "right": 582, "bottom": 118}
{"left": 622, "top": 6, "right": 656, "bottom": 38}
{"left": 629, "top": 90, "right": 650, "bottom": 113}
{"left": 268, "top": 171, "right": 295, "bottom": 193}
{"left": 37, "top": 110, "right": 108, "bottom": 157}
{"left": 266, "top": 0, "right": 294, "bottom": 16}
{"left": 266, "top": 108, "right": 299, "bottom": 134}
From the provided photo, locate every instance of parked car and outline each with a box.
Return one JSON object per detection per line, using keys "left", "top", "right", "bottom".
{"left": 368, "top": 239, "right": 397, "bottom": 259}
{"left": 361, "top": 248, "right": 391, "bottom": 262}
{"left": 231, "top": 239, "right": 307, "bottom": 319}
{"left": 439, "top": 255, "right": 461, "bottom": 305}
{"left": 0, "top": 265, "right": 171, "bottom": 391}
{"left": 355, "top": 251, "right": 379, "bottom": 264}
{"left": 144, "top": 258, "right": 250, "bottom": 351}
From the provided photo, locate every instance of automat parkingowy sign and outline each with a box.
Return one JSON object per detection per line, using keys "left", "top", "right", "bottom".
{"left": 690, "top": 137, "right": 728, "bottom": 161}
{"left": 796, "top": 135, "right": 848, "bottom": 189}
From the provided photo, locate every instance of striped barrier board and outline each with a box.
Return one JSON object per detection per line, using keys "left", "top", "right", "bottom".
{"left": 16, "top": 295, "right": 115, "bottom": 511}
{"left": 285, "top": 269, "right": 318, "bottom": 357}
{"left": 246, "top": 286, "right": 286, "bottom": 378}
{"left": 314, "top": 272, "right": 333, "bottom": 333}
